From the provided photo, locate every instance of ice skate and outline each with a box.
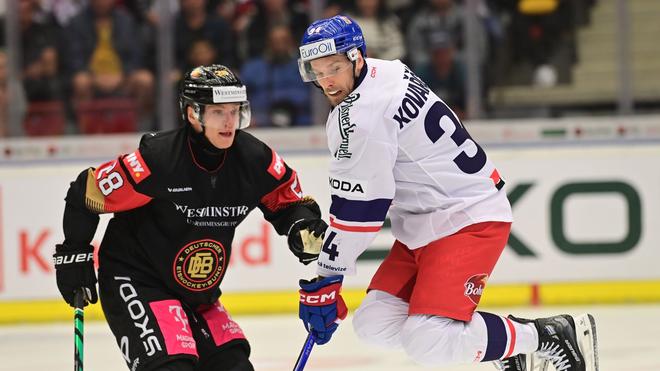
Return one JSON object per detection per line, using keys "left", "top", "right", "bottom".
{"left": 494, "top": 353, "right": 526, "bottom": 371}
{"left": 509, "top": 314, "right": 599, "bottom": 371}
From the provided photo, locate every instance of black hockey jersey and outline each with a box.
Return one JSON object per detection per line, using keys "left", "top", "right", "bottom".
{"left": 62, "top": 126, "right": 321, "bottom": 306}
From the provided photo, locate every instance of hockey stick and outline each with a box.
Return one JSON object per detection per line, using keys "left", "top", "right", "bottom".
{"left": 73, "top": 290, "right": 86, "bottom": 371}
{"left": 292, "top": 333, "right": 315, "bottom": 371}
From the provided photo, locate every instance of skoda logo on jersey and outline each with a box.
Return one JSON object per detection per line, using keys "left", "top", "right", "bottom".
{"left": 329, "top": 176, "right": 367, "bottom": 199}
{"left": 300, "top": 39, "right": 337, "bottom": 61}
{"left": 173, "top": 239, "right": 227, "bottom": 291}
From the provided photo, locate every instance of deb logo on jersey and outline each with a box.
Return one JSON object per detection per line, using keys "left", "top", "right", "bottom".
{"left": 464, "top": 273, "right": 488, "bottom": 305}
{"left": 173, "top": 239, "right": 227, "bottom": 291}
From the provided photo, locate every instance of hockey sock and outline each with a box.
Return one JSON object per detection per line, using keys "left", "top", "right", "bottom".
{"left": 476, "top": 311, "right": 538, "bottom": 361}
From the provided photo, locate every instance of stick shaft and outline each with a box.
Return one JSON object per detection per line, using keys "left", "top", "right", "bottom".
{"left": 292, "top": 333, "right": 315, "bottom": 371}
{"left": 74, "top": 290, "right": 85, "bottom": 371}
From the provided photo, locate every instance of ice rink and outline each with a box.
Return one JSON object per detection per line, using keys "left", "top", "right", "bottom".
{"left": 1, "top": 304, "right": 658, "bottom": 371}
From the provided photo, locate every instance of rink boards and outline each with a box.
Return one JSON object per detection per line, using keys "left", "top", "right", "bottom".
{"left": 1, "top": 126, "right": 660, "bottom": 322}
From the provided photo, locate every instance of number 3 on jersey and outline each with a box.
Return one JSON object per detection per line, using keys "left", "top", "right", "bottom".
{"left": 424, "top": 101, "right": 487, "bottom": 174}
{"left": 97, "top": 161, "right": 124, "bottom": 196}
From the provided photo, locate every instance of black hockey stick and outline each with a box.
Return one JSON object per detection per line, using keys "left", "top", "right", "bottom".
{"left": 292, "top": 333, "right": 315, "bottom": 371}
{"left": 73, "top": 289, "right": 86, "bottom": 371}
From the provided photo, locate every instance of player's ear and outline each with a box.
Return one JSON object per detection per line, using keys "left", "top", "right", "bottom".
{"left": 187, "top": 105, "right": 199, "bottom": 125}
{"left": 355, "top": 52, "right": 365, "bottom": 76}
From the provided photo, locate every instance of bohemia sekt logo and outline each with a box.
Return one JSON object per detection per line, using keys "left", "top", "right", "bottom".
{"left": 173, "top": 239, "right": 227, "bottom": 291}
{"left": 464, "top": 273, "right": 489, "bottom": 305}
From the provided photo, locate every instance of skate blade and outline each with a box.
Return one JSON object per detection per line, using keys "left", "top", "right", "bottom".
{"left": 575, "top": 313, "right": 599, "bottom": 371}
{"left": 530, "top": 354, "right": 549, "bottom": 371}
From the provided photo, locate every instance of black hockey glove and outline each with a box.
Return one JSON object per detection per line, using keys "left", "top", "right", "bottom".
{"left": 53, "top": 244, "right": 97, "bottom": 307}
{"left": 287, "top": 218, "right": 328, "bottom": 265}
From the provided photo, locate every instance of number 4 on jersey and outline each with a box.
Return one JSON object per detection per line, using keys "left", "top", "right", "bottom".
{"left": 322, "top": 231, "right": 339, "bottom": 261}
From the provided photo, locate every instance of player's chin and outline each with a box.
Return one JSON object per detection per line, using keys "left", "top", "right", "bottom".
{"left": 213, "top": 132, "right": 235, "bottom": 149}
{"left": 326, "top": 91, "right": 347, "bottom": 105}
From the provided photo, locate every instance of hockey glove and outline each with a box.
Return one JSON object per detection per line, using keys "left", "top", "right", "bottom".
{"left": 288, "top": 218, "right": 328, "bottom": 265}
{"left": 53, "top": 244, "right": 97, "bottom": 307}
{"left": 299, "top": 275, "right": 347, "bottom": 345}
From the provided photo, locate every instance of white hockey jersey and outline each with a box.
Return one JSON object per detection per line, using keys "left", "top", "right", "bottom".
{"left": 317, "top": 58, "right": 513, "bottom": 277}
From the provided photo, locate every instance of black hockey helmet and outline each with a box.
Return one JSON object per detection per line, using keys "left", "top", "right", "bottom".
{"left": 179, "top": 64, "right": 251, "bottom": 129}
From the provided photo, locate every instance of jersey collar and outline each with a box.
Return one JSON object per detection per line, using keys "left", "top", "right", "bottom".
{"left": 353, "top": 59, "right": 368, "bottom": 91}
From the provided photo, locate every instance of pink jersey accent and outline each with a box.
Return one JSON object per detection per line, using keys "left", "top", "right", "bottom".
{"left": 198, "top": 301, "right": 246, "bottom": 346}
{"left": 149, "top": 300, "right": 198, "bottom": 356}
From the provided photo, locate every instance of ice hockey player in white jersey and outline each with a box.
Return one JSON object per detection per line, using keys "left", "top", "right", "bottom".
{"left": 294, "top": 14, "right": 599, "bottom": 371}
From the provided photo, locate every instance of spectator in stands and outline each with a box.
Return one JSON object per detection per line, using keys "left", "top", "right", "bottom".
{"left": 64, "top": 0, "right": 154, "bottom": 118}
{"left": 0, "top": 49, "right": 7, "bottom": 137}
{"left": 348, "top": 0, "right": 406, "bottom": 61}
{"left": 406, "top": 0, "right": 487, "bottom": 73}
{"left": 19, "top": 0, "right": 63, "bottom": 102}
{"left": 417, "top": 31, "right": 467, "bottom": 118}
{"left": 175, "top": 0, "right": 236, "bottom": 75}
{"left": 239, "top": 0, "right": 308, "bottom": 62}
{"left": 186, "top": 39, "right": 217, "bottom": 70}
{"left": 240, "top": 24, "right": 310, "bottom": 127}
{"left": 322, "top": 0, "right": 351, "bottom": 18}
{"left": 39, "top": 0, "right": 86, "bottom": 27}
{"left": 509, "top": 0, "right": 576, "bottom": 87}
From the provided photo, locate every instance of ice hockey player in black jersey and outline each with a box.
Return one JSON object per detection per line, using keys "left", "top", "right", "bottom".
{"left": 52, "top": 64, "right": 327, "bottom": 371}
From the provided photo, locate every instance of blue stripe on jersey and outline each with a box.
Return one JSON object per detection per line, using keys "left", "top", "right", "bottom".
{"left": 330, "top": 195, "right": 391, "bottom": 223}
{"left": 478, "top": 311, "right": 507, "bottom": 361}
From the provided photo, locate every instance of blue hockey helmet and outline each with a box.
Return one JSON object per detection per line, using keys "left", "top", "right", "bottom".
{"left": 298, "top": 15, "right": 366, "bottom": 82}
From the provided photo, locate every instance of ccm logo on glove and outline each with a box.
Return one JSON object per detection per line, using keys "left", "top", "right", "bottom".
{"left": 299, "top": 283, "right": 341, "bottom": 305}
{"left": 53, "top": 252, "right": 94, "bottom": 266}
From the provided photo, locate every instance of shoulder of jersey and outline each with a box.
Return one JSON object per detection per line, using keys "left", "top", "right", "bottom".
{"left": 233, "top": 130, "right": 286, "bottom": 179}
{"left": 365, "top": 58, "right": 405, "bottom": 85}
{"left": 363, "top": 59, "right": 406, "bottom": 106}
{"left": 233, "top": 130, "right": 269, "bottom": 159}
{"left": 136, "top": 127, "right": 186, "bottom": 172}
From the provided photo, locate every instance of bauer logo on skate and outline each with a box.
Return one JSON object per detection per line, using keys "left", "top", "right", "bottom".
{"left": 173, "top": 239, "right": 227, "bottom": 291}
{"left": 464, "top": 273, "right": 488, "bottom": 305}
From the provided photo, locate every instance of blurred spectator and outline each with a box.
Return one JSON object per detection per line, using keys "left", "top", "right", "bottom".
{"left": 509, "top": 0, "right": 576, "bottom": 87}
{"left": 187, "top": 39, "right": 217, "bottom": 68}
{"left": 323, "top": 0, "right": 351, "bottom": 18}
{"left": 175, "top": 0, "right": 236, "bottom": 73}
{"left": 239, "top": 0, "right": 308, "bottom": 62}
{"left": 0, "top": 49, "right": 7, "bottom": 137}
{"left": 18, "top": 0, "right": 63, "bottom": 102}
{"left": 348, "top": 0, "right": 405, "bottom": 60}
{"left": 64, "top": 0, "right": 154, "bottom": 116}
{"left": 39, "top": 0, "right": 87, "bottom": 27}
{"left": 406, "top": 0, "right": 487, "bottom": 73}
{"left": 417, "top": 31, "right": 466, "bottom": 118}
{"left": 240, "top": 24, "right": 310, "bottom": 127}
